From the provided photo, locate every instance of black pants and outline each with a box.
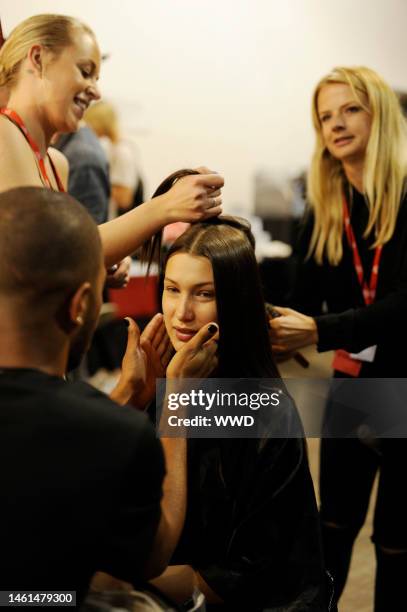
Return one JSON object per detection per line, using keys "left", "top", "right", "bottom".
{"left": 320, "top": 434, "right": 407, "bottom": 611}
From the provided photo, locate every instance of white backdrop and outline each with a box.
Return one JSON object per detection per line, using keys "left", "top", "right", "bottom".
{"left": 2, "top": 0, "right": 407, "bottom": 210}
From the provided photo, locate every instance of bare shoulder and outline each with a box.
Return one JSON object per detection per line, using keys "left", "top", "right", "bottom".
{"left": 0, "top": 116, "right": 41, "bottom": 191}
{"left": 48, "top": 147, "right": 69, "bottom": 191}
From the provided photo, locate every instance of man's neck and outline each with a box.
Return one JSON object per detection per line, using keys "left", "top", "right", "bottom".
{"left": 0, "top": 329, "right": 67, "bottom": 379}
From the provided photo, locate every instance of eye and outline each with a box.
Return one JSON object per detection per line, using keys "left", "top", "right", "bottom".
{"left": 346, "top": 105, "right": 361, "bottom": 114}
{"left": 197, "top": 290, "right": 215, "bottom": 299}
{"left": 319, "top": 114, "right": 331, "bottom": 123}
{"left": 80, "top": 66, "right": 91, "bottom": 78}
{"left": 164, "top": 285, "right": 179, "bottom": 294}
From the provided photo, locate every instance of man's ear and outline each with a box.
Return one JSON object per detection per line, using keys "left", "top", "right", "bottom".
{"left": 69, "top": 282, "right": 92, "bottom": 329}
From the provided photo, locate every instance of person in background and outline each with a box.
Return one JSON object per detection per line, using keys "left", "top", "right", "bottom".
{"left": 85, "top": 100, "right": 144, "bottom": 218}
{"left": 269, "top": 66, "right": 407, "bottom": 611}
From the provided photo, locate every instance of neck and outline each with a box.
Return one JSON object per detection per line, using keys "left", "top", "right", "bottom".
{"left": 7, "top": 90, "right": 52, "bottom": 157}
{"left": 0, "top": 320, "right": 67, "bottom": 378}
{"left": 342, "top": 158, "right": 365, "bottom": 193}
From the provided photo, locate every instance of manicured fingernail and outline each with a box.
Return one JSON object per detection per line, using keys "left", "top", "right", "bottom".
{"left": 208, "top": 324, "right": 218, "bottom": 334}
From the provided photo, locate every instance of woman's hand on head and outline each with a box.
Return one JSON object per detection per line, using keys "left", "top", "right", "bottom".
{"left": 268, "top": 306, "right": 318, "bottom": 354}
{"left": 161, "top": 171, "right": 224, "bottom": 223}
{"left": 166, "top": 322, "right": 218, "bottom": 379}
{"left": 105, "top": 256, "right": 131, "bottom": 289}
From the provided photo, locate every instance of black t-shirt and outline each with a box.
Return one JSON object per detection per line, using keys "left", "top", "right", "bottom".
{"left": 0, "top": 368, "right": 164, "bottom": 604}
{"left": 292, "top": 187, "right": 407, "bottom": 376}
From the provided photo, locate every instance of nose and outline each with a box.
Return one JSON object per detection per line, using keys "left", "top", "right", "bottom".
{"left": 332, "top": 111, "right": 346, "bottom": 132}
{"left": 175, "top": 295, "right": 194, "bottom": 322}
{"left": 87, "top": 82, "right": 101, "bottom": 101}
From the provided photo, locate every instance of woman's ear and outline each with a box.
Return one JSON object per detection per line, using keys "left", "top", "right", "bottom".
{"left": 69, "top": 282, "right": 91, "bottom": 329}
{"left": 27, "top": 44, "right": 46, "bottom": 76}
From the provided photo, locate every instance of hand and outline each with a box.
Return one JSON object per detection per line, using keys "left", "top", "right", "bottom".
{"left": 268, "top": 306, "right": 318, "bottom": 354}
{"left": 110, "top": 317, "right": 147, "bottom": 405}
{"left": 167, "top": 323, "right": 218, "bottom": 379}
{"left": 105, "top": 256, "right": 131, "bottom": 289}
{"left": 137, "top": 313, "right": 173, "bottom": 409}
{"left": 163, "top": 173, "right": 224, "bottom": 223}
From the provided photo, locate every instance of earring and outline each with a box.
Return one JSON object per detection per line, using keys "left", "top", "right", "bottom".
{"left": 76, "top": 315, "right": 83, "bottom": 325}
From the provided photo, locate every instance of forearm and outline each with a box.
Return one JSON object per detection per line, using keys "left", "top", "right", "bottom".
{"left": 98, "top": 194, "right": 170, "bottom": 267}
{"left": 316, "top": 289, "right": 407, "bottom": 353}
{"left": 159, "top": 436, "right": 187, "bottom": 554}
{"left": 150, "top": 565, "right": 223, "bottom": 604}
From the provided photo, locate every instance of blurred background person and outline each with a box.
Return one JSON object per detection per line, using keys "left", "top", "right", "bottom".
{"left": 85, "top": 100, "right": 144, "bottom": 219}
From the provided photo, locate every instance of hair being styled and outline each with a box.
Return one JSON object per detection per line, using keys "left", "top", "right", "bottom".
{"left": 0, "top": 14, "right": 96, "bottom": 89}
{"left": 0, "top": 187, "right": 102, "bottom": 299}
{"left": 141, "top": 169, "right": 200, "bottom": 272}
{"left": 164, "top": 215, "right": 279, "bottom": 379}
{"left": 84, "top": 101, "right": 120, "bottom": 143}
{"left": 308, "top": 66, "right": 407, "bottom": 265}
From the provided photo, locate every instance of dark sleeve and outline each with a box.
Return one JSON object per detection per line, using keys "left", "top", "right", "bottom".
{"left": 289, "top": 211, "right": 326, "bottom": 315}
{"left": 68, "top": 164, "right": 110, "bottom": 224}
{"left": 315, "top": 219, "right": 407, "bottom": 353}
{"left": 97, "top": 418, "right": 165, "bottom": 583}
{"left": 316, "top": 283, "right": 407, "bottom": 353}
{"left": 197, "top": 440, "right": 325, "bottom": 609}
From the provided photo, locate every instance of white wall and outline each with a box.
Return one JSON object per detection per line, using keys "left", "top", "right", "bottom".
{"left": 3, "top": 0, "right": 407, "bottom": 210}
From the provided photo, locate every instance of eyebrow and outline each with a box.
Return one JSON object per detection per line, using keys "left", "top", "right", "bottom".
{"left": 318, "top": 100, "right": 359, "bottom": 115}
{"left": 164, "top": 277, "right": 214, "bottom": 287}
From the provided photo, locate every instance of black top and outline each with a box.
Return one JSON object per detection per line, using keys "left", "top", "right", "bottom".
{"left": 292, "top": 187, "right": 407, "bottom": 376}
{"left": 171, "top": 436, "right": 328, "bottom": 611}
{"left": 0, "top": 368, "right": 164, "bottom": 605}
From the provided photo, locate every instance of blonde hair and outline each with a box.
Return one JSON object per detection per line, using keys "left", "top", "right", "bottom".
{"left": 84, "top": 101, "right": 119, "bottom": 143}
{"left": 308, "top": 66, "right": 407, "bottom": 265}
{"left": 0, "top": 14, "right": 96, "bottom": 89}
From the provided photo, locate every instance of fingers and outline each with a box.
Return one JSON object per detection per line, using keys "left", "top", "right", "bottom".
{"left": 184, "top": 322, "right": 219, "bottom": 353}
{"left": 196, "top": 173, "right": 224, "bottom": 189}
{"left": 157, "top": 332, "right": 171, "bottom": 358}
{"left": 194, "top": 166, "right": 213, "bottom": 174}
{"left": 161, "top": 341, "right": 174, "bottom": 368}
{"left": 141, "top": 313, "right": 164, "bottom": 345}
{"left": 125, "top": 317, "right": 141, "bottom": 346}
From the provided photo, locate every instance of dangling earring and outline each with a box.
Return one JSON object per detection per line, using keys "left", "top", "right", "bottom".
{"left": 76, "top": 315, "right": 83, "bottom": 325}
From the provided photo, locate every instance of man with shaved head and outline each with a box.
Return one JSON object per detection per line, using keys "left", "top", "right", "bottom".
{"left": 0, "top": 187, "right": 216, "bottom": 604}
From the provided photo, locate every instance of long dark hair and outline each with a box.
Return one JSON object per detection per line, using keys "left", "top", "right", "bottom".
{"left": 140, "top": 168, "right": 200, "bottom": 273}
{"left": 153, "top": 172, "right": 277, "bottom": 379}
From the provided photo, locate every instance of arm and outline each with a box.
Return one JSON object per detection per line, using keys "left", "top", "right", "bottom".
{"left": 98, "top": 172, "right": 224, "bottom": 267}
{"left": 144, "top": 323, "right": 219, "bottom": 577}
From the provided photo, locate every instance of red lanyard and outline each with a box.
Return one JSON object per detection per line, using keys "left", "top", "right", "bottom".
{"left": 0, "top": 108, "right": 65, "bottom": 192}
{"left": 342, "top": 195, "right": 382, "bottom": 305}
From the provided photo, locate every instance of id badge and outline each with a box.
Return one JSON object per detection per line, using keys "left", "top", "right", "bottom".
{"left": 332, "top": 350, "right": 362, "bottom": 377}
{"left": 350, "top": 345, "right": 377, "bottom": 363}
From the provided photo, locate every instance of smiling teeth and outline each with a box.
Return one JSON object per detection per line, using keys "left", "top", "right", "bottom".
{"left": 75, "top": 98, "right": 87, "bottom": 110}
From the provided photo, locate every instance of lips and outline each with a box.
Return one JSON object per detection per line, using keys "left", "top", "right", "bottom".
{"left": 73, "top": 96, "right": 89, "bottom": 117}
{"left": 333, "top": 136, "right": 354, "bottom": 146}
{"left": 173, "top": 327, "right": 197, "bottom": 342}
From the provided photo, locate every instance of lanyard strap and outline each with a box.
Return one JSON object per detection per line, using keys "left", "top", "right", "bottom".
{"left": 0, "top": 108, "right": 64, "bottom": 191}
{"left": 342, "top": 194, "right": 382, "bottom": 305}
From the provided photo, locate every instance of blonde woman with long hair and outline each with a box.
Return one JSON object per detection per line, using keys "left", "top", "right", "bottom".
{"left": 0, "top": 14, "right": 223, "bottom": 268}
{"left": 270, "top": 66, "right": 407, "bottom": 610}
